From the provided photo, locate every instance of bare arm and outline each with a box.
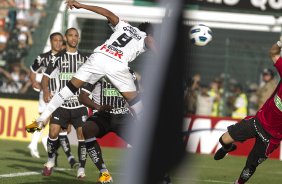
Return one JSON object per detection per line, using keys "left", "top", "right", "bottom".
{"left": 269, "top": 42, "right": 281, "bottom": 64}
{"left": 66, "top": 0, "right": 119, "bottom": 26}
{"left": 29, "top": 70, "right": 41, "bottom": 90}
{"left": 41, "top": 75, "right": 51, "bottom": 103}
{"left": 79, "top": 90, "right": 101, "bottom": 110}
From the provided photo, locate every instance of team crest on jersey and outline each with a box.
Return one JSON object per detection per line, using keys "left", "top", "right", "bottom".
{"left": 62, "top": 59, "right": 69, "bottom": 68}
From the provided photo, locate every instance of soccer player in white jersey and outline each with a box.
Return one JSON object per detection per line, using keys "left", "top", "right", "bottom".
{"left": 25, "top": 0, "right": 156, "bottom": 150}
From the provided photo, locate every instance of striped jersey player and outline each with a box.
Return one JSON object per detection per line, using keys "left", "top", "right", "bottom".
{"left": 44, "top": 49, "right": 89, "bottom": 109}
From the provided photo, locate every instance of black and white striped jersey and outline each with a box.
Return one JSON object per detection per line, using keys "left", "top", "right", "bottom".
{"left": 44, "top": 49, "right": 89, "bottom": 109}
{"left": 82, "top": 71, "right": 139, "bottom": 114}
{"left": 30, "top": 50, "right": 58, "bottom": 94}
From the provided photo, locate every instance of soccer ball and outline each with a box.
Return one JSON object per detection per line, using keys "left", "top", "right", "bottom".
{"left": 189, "top": 24, "right": 212, "bottom": 46}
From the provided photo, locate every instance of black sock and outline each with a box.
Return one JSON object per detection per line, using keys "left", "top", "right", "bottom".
{"left": 85, "top": 139, "right": 107, "bottom": 172}
{"left": 59, "top": 133, "right": 72, "bottom": 158}
{"left": 78, "top": 140, "right": 87, "bottom": 168}
{"left": 219, "top": 135, "right": 232, "bottom": 151}
{"left": 238, "top": 166, "right": 255, "bottom": 183}
{"left": 47, "top": 137, "right": 58, "bottom": 159}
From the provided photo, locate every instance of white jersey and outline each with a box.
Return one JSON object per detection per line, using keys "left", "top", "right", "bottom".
{"left": 94, "top": 20, "right": 147, "bottom": 65}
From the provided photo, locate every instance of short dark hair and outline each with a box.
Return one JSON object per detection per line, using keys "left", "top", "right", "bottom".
{"left": 262, "top": 68, "right": 275, "bottom": 78}
{"left": 65, "top": 27, "right": 78, "bottom": 36}
{"left": 49, "top": 32, "right": 63, "bottom": 40}
{"left": 138, "top": 22, "right": 153, "bottom": 36}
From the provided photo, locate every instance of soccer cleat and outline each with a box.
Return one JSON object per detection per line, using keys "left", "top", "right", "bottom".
{"left": 77, "top": 167, "right": 86, "bottom": 180}
{"left": 97, "top": 171, "right": 113, "bottom": 184}
{"left": 27, "top": 145, "right": 40, "bottom": 158}
{"left": 25, "top": 121, "right": 43, "bottom": 133}
{"left": 42, "top": 161, "right": 55, "bottom": 176}
{"left": 69, "top": 158, "right": 79, "bottom": 169}
{"left": 214, "top": 144, "right": 237, "bottom": 160}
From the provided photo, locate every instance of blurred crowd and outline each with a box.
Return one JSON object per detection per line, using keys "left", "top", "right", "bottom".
{"left": 0, "top": 0, "right": 47, "bottom": 94}
{"left": 184, "top": 68, "right": 277, "bottom": 118}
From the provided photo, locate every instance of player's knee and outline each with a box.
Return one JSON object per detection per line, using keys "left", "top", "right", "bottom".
{"left": 76, "top": 127, "right": 84, "bottom": 140}
{"left": 82, "top": 120, "right": 99, "bottom": 139}
{"left": 49, "top": 131, "right": 58, "bottom": 139}
{"left": 49, "top": 124, "right": 60, "bottom": 138}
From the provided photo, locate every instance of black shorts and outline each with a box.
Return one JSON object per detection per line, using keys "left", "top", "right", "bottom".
{"left": 50, "top": 107, "right": 88, "bottom": 129}
{"left": 228, "top": 117, "right": 271, "bottom": 144}
{"left": 228, "top": 117, "right": 279, "bottom": 163}
{"left": 87, "top": 112, "right": 134, "bottom": 142}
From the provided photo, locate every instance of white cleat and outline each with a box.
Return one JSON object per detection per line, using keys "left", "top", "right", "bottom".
{"left": 42, "top": 161, "right": 55, "bottom": 176}
{"left": 28, "top": 145, "right": 40, "bottom": 158}
{"left": 77, "top": 167, "right": 86, "bottom": 180}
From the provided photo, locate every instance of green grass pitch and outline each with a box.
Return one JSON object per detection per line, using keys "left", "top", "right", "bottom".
{"left": 0, "top": 140, "right": 281, "bottom": 184}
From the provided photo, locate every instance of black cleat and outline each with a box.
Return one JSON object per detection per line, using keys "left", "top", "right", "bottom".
{"left": 214, "top": 144, "right": 237, "bottom": 160}
{"left": 69, "top": 158, "right": 79, "bottom": 169}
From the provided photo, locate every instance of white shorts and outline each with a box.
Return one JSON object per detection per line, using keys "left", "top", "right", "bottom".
{"left": 74, "top": 53, "right": 136, "bottom": 92}
{"left": 38, "top": 91, "right": 47, "bottom": 114}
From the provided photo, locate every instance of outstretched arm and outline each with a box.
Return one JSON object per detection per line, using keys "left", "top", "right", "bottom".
{"left": 66, "top": 0, "right": 119, "bottom": 26}
{"left": 269, "top": 37, "right": 282, "bottom": 64}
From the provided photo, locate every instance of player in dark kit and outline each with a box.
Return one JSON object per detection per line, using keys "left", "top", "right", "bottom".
{"left": 214, "top": 37, "right": 282, "bottom": 184}
{"left": 38, "top": 28, "right": 89, "bottom": 179}
{"left": 79, "top": 70, "right": 171, "bottom": 184}
{"left": 78, "top": 70, "right": 139, "bottom": 183}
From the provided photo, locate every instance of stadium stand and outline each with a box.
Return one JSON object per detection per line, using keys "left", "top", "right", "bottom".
{"left": 0, "top": 0, "right": 62, "bottom": 99}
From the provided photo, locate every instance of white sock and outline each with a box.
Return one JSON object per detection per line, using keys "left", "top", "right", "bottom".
{"left": 29, "top": 131, "right": 42, "bottom": 149}
{"left": 37, "top": 86, "right": 74, "bottom": 122}
{"left": 41, "top": 135, "right": 48, "bottom": 152}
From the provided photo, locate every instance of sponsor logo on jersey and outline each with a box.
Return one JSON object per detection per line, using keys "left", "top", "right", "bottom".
{"left": 274, "top": 94, "right": 282, "bottom": 112}
{"left": 123, "top": 26, "right": 142, "bottom": 40}
{"left": 60, "top": 72, "right": 73, "bottom": 80}
{"left": 103, "top": 88, "right": 123, "bottom": 97}
{"left": 110, "top": 107, "right": 130, "bottom": 114}
{"left": 64, "top": 95, "right": 79, "bottom": 104}
{"left": 100, "top": 44, "right": 123, "bottom": 59}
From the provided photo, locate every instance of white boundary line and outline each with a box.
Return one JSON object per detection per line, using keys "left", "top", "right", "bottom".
{"left": 0, "top": 168, "right": 72, "bottom": 179}
{"left": 0, "top": 172, "right": 40, "bottom": 178}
